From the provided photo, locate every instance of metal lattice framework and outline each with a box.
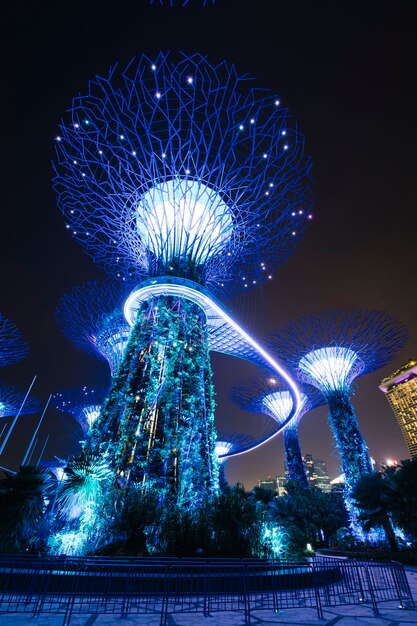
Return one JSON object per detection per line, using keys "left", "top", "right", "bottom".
{"left": 230, "top": 376, "right": 324, "bottom": 440}
{"left": 0, "top": 381, "right": 40, "bottom": 418}
{"left": 231, "top": 376, "right": 324, "bottom": 485}
{"left": 53, "top": 52, "right": 313, "bottom": 295}
{"left": 0, "top": 314, "right": 29, "bottom": 367}
{"left": 56, "top": 281, "right": 132, "bottom": 377}
{"left": 215, "top": 431, "right": 256, "bottom": 461}
{"left": 52, "top": 386, "right": 108, "bottom": 435}
{"left": 268, "top": 309, "right": 409, "bottom": 394}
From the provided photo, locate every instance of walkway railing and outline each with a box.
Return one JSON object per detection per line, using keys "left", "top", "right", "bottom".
{"left": 0, "top": 554, "right": 414, "bottom": 625}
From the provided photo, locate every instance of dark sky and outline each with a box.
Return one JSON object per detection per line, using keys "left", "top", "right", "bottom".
{"left": 0, "top": 0, "right": 416, "bottom": 487}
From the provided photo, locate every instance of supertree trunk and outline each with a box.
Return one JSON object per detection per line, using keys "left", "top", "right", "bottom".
{"left": 88, "top": 295, "right": 219, "bottom": 512}
{"left": 327, "top": 390, "right": 373, "bottom": 493}
{"left": 283, "top": 425, "right": 309, "bottom": 487}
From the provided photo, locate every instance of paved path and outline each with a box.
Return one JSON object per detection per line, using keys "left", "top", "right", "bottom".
{"left": 1, "top": 569, "right": 416, "bottom": 625}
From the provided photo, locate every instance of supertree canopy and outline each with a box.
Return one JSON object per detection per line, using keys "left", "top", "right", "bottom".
{"left": 231, "top": 376, "right": 323, "bottom": 487}
{"left": 52, "top": 386, "right": 109, "bottom": 436}
{"left": 0, "top": 313, "right": 29, "bottom": 367}
{"left": 268, "top": 309, "right": 408, "bottom": 507}
{"left": 0, "top": 381, "right": 41, "bottom": 418}
{"left": 53, "top": 53, "right": 312, "bottom": 516}
{"left": 215, "top": 431, "right": 255, "bottom": 489}
{"left": 56, "top": 281, "right": 131, "bottom": 377}
{"left": 53, "top": 52, "right": 312, "bottom": 292}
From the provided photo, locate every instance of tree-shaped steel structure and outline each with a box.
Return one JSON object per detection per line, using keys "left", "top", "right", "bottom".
{"left": 53, "top": 52, "right": 312, "bottom": 513}
{"left": 231, "top": 376, "right": 323, "bottom": 487}
{"left": 0, "top": 313, "right": 29, "bottom": 368}
{"left": 56, "top": 281, "right": 131, "bottom": 378}
{"left": 0, "top": 381, "right": 40, "bottom": 418}
{"left": 52, "top": 386, "right": 108, "bottom": 436}
{"left": 268, "top": 309, "right": 408, "bottom": 506}
{"left": 215, "top": 430, "right": 255, "bottom": 489}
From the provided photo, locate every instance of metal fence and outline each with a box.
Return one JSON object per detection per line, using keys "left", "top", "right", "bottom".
{"left": 0, "top": 554, "right": 414, "bottom": 625}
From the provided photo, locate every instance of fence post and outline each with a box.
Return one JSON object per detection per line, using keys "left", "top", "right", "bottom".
{"left": 311, "top": 560, "right": 324, "bottom": 620}
{"left": 364, "top": 565, "right": 379, "bottom": 616}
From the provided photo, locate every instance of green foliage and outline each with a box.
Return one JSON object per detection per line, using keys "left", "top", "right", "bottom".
{"left": 91, "top": 484, "right": 272, "bottom": 558}
{"left": 0, "top": 466, "right": 51, "bottom": 552}
{"left": 352, "top": 458, "right": 417, "bottom": 547}
{"left": 386, "top": 460, "right": 417, "bottom": 540}
{"left": 49, "top": 450, "right": 112, "bottom": 555}
{"left": 351, "top": 472, "right": 397, "bottom": 549}
{"left": 57, "top": 449, "right": 112, "bottom": 522}
{"left": 269, "top": 481, "right": 347, "bottom": 555}
{"left": 212, "top": 486, "right": 266, "bottom": 558}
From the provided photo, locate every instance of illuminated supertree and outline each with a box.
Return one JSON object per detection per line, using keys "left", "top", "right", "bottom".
{"left": 231, "top": 377, "right": 323, "bottom": 487}
{"left": 56, "top": 281, "right": 131, "bottom": 378}
{"left": 0, "top": 313, "right": 29, "bottom": 367}
{"left": 53, "top": 52, "right": 312, "bottom": 513}
{"left": 52, "top": 386, "right": 109, "bottom": 436}
{"left": 0, "top": 381, "right": 41, "bottom": 418}
{"left": 268, "top": 309, "right": 408, "bottom": 511}
{"left": 215, "top": 431, "right": 255, "bottom": 488}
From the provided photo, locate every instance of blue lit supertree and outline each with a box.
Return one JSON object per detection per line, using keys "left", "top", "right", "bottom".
{"left": 0, "top": 381, "right": 40, "bottom": 418}
{"left": 215, "top": 431, "right": 255, "bottom": 489}
{"left": 56, "top": 281, "right": 131, "bottom": 378}
{"left": 231, "top": 376, "right": 323, "bottom": 487}
{"left": 0, "top": 313, "right": 29, "bottom": 367}
{"left": 268, "top": 309, "right": 408, "bottom": 516}
{"left": 52, "top": 386, "right": 109, "bottom": 436}
{"left": 53, "top": 52, "right": 312, "bottom": 513}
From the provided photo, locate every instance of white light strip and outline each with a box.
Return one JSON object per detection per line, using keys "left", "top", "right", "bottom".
{"left": 124, "top": 281, "right": 301, "bottom": 458}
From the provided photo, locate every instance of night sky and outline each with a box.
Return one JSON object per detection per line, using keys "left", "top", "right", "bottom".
{"left": 0, "top": 1, "right": 416, "bottom": 487}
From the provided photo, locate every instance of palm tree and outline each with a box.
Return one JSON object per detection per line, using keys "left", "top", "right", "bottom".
{"left": 57, "top": 450, "right": 112, "bottom": 526}
{"left": 0, "top": 466, "right": 51, "bottom": 552}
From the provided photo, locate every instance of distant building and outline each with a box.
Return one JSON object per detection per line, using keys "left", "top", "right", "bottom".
{"left": 257, "top": 475, "right": 287, "bottom": 496}
{"left": 258, "top": 477, "right": 277, "bottom": 494}
{"left": 330, "top": 474, "right": 345, "bottom": 494}
{"left": 276, "top": 475, "right": 287, "bottom": 497}
{"left": 304, "top": 454, "right": 332, "bottom": 492}
{"left": 379, "top": 359, "right": 417, "bottom": 459}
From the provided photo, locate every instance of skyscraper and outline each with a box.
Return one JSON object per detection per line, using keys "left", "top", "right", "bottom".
{"left": 379, "top": 359, "right": 417, "bottom": 459}
{"left": 303, "top": 454, "right": 331, "bottom": 492}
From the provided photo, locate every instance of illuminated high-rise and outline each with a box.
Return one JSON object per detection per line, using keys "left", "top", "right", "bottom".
{"left": 379, "top": 359, "right": 417, "bottom": 459}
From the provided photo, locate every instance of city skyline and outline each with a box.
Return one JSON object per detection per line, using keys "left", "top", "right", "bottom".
{"left": 0, "top": 1, "right": 415, "bottom": 488}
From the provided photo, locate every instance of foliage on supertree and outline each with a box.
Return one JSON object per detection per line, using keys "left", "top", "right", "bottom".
{"left": 53, "top": 52, "right": 313, "bottom": 293}
{"left": 0, "top": 313, "right": 29, "bottom": 367}
{"left": 0, "top": 381, "right": 41, "bottom": 418}
{"left": 215, "top": 431, "right": 255, "bottom": 489}
{"left": 268, "top": 308, "right": 408, "bottom": 527}
{"left": 56, "top": 280, "right": 131, "bottom": 377}
{"left": 89, "top": 297, "right": 219, "bottom": 511}
{"left": 51, "top": 386, "right": 108, "bottom": 435}
{"left": 231, "top": 376, "right": 323, "bottom": 487}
